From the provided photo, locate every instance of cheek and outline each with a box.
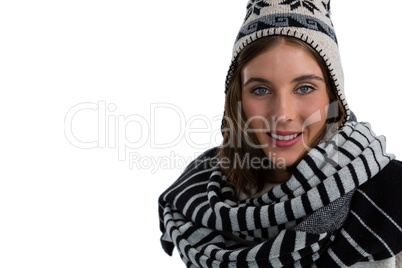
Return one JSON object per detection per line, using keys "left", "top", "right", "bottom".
{"left": 301, "top": 97, "right": 329, "bottom": 131}
{"left": 242, "top": 98, "right": 270, "bottom": 128}
{"left": 303, "top": 102, "right": 326, "bottom": 118}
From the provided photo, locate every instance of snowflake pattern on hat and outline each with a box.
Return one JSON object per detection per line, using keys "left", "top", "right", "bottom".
{"left": 245, "top": 0, "right": 272, "bottom": 21}
{"left": 280, "top": 0, "right": 320, "bottom": 14}
{"left": 321, "top": 1, "right": 332, "bottom": 20}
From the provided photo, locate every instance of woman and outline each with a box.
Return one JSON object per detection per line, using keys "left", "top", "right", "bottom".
{"left": 159, "top": 1, "right": 402, "bottom": 267}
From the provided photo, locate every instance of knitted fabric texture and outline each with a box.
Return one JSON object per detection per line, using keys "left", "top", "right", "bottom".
{"left": 224, "top": 0, "right": 350, "bottom": 124}
{"left": 158, "top": 122, "right": 401, "bottom": 267}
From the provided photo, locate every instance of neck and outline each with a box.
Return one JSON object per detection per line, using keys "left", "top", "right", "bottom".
{"left": 266, "top": 167, "right": 293, "bottom": 183}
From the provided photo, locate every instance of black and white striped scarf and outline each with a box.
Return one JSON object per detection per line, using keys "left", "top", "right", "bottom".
{"left": 158, "top": 122, "right": 401, "bottom": 267}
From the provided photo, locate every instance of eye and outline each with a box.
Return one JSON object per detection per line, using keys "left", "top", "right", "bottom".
{"left": 252, "top": 87, "right": 271, "bottom": 95}
{"left": 295, "top": 86, "right": 314, "bottom": 95}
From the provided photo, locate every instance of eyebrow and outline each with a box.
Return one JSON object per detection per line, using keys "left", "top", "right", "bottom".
{"left": 243, "top": 74, "right": 324, "bottom": 87}
{"left": 243, "top": 77, "right": 271, "bottom": 87}
{"left": 291, "top": 74, "right": 324, "bottom": 83}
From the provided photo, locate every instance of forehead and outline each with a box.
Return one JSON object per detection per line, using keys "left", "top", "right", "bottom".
{"left": 242, "top": 43, "right": 323, "bottom": 80}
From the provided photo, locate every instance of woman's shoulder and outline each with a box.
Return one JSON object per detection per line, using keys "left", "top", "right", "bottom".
{"left": 360, "top": 159, "right": 402, "bottom": 192}
{"left": 355, "top": 158, "right": 402, "bottom": 209}
{"left": 372, "top": 159, "right": 402, "bottom": 179}
{"left": 318, "top": 160, "right": 402, "bottom": 266}
{"left": 344, "top": 159, "right": 402, "bottom": 263}
{"left": 353, "top": 159, "right": 402, "bottom": 210}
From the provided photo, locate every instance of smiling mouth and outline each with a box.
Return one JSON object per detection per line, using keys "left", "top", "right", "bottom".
{"left": 267, "top": 132, "right": 303, "bottom": 141}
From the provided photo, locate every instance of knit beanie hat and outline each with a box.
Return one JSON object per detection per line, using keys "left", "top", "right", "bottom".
{"left": 224, "top": 0, "right": 350, "bottom": 124}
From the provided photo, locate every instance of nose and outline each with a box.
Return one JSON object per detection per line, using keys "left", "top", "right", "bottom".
{"left": 273, "top": 94, "right": 296, "bottom": 123}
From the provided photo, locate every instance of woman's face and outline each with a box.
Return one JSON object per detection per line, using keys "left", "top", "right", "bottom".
{"left": 241, "top": 43, "right": 330, "bottom": 167}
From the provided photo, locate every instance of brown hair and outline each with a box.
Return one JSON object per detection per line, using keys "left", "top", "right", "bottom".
{"left": 219, "top": 36, "right": 345, "bottom": 196}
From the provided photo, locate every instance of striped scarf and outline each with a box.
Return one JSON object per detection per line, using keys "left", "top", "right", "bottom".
{"left": 159, "top": 122, "right": 400, "bottom": 267}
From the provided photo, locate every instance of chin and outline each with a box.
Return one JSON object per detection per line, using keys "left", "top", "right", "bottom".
{"left": 263, "top": 149, "right": 305, "bottom": 169}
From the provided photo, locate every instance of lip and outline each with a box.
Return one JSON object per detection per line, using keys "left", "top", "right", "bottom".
{"left": 270, "top": 131, "right": 301, "bottom": 135}
{"left": 267, "top": 131, "right": 303, "bottom": 148}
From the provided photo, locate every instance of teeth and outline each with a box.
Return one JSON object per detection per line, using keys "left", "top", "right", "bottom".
{"left": 271, "top": 133, "right": 299, "bottom": 141}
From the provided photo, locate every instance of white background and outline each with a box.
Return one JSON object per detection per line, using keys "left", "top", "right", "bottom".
{"left": 1, "top": 1, "right": 401, "bottom": 267}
